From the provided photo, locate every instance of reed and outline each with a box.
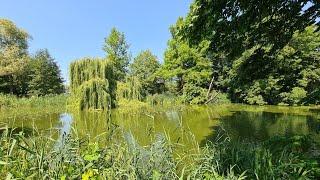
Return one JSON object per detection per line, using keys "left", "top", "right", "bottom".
{"left": 0, "top": 94, "right": 67, "bottom": 110}
{"left": 1, "top": 122, "right": 319, "bottom": 179}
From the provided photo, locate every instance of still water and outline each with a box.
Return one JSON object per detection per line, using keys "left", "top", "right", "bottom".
{"left": 1, "top": 104, "right": 320, "bottom": 151}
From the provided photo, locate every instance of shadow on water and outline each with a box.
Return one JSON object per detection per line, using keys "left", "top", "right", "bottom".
{"left": 0, "top": 126, "right": 34, "bottom": 137}
{"left": 200, "top": 110, "right": 320, "bottom": 146}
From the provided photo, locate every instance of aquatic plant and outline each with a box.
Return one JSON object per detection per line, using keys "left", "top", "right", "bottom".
{"left": 69, "top": 58, "right": 116, "bottom": 110}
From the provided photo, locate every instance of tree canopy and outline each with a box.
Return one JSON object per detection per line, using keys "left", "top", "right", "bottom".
{"left": 28, "top": 49, "right": 64, "bottom": 96}
{"left": 160, "top": 0, "right": 320, "bottom": 105}
{"left": 69, "top": 58, "right": 116, "bottom": 109}
{"left": 103, "top": 28, "right": 130, "bottom": 81}
{"left": 0, "top": 19, "right": 29, "bottom": 77}
{"left": 130, "top": 50, "right": 162, "bottom": 96}
{"left": 0, "top": 19, "right": 64, "bottom": 96}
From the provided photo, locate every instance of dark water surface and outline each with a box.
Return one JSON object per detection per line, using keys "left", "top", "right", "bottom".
{"left": 1, "top": 104, "right": 320, "bottom": 152}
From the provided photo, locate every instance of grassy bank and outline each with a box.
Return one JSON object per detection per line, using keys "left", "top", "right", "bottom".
{"left": 0, "top": 94, "right": 67, "bottom": 110}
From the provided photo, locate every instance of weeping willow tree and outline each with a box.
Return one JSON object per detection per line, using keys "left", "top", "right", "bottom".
{"left": 117, "top": 76, "right": 143, "bottom": 101}
{"left": 69, "top": 58, "right": 116, "bottom": 110}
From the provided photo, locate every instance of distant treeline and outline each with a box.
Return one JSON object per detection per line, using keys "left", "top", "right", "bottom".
{"left": 0, "top": 19, "right": 64, "bottom": 97}
{"left": 2, "top": 0, "right": 320, "bottom": 107}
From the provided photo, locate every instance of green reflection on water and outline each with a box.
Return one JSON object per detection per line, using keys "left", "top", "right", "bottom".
{"left": 1, "top": 104, "right": 319, "bottom": 153}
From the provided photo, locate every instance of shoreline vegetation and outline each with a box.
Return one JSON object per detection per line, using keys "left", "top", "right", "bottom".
{"left": 1, "top": 95, "right": 320, "bottom": 179}
{"left": 1, "top": 118, "right": 319, "bottom": 179}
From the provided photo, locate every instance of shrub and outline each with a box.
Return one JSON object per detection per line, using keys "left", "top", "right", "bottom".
{"left": 281, "top": 87, "right": 307, "bottom": 105}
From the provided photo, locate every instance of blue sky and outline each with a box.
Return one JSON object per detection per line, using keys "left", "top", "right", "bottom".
{"left": 0, "top": 0, "right": 192, "bottom": 81}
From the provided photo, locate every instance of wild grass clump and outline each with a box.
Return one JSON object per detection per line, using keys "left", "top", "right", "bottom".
{"left": 0, "top": 126, "right": 177, "bottom": 179}
{"left": 188, "top": 135, "right": 320, "bottom": 179}
{"left": 0, "top": 94, "right": 67, "bottom": 110}
{"left": 1, "top": 124, "right": 319, "bottom": 179}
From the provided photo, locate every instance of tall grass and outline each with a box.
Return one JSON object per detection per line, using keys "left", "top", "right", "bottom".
{"left": 0, "top": 94, "right": 67, "bottom": 110}
{"left": 1, "top": 121, "right": 319, "bottom": 179}
{"left": 188, "top": 136, "right": 320, "bottom": 179}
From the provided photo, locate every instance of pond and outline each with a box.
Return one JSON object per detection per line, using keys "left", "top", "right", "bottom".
{"left": 1, "top": 104, "right": 320, "bottom": 154}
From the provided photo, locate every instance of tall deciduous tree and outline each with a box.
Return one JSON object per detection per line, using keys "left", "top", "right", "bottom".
{"left": 176, "top": 0, "right": 319, "bottom": 58}
{"left": 103, "top": 28, "right": 130, "bottom": 81}
{"left": 130, "top": 50, "right": 162, "bottom": 95}
{"left": 28, "top": 49, "right": 64, "bottom": 96}
{"left": 164, "top": 0, "right": 319, "bottom": 104}
{"left": 228, "top": 26, "right": 320, "bottom": 105}
{"left": 0, "top": 19, "right": 30, "bottom": 95}
{"left": 161, "top": 36, "right": 212, "bottom": 104}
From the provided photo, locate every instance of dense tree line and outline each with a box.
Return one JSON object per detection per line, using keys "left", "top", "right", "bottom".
{"left": 96, "top": 1, "right": 320, "bottom": 106}
{"left": 160, "top": 0, "right": 320, "bottom": 105}
{"left": 0, "top": 19, "right": 64, "bottom": 96}
{"left": 2, "top": 0, "right": 320, "bottom": 107}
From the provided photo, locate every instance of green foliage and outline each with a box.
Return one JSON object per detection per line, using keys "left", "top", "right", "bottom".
{"left": 160, "top": 39, "right": 213, "bottom": 104}
{"left": 130, "top": 50, "right": 163, "bottom": 96}
{"left": 0, "top": 19, "right": 29, "bottom": 95}
{"left": 175, "top": 0, "right": 318, "bottom": 59}
{"left": 0, "top": 19, "right": 64, "bottom": 97}
{"left": 117, "top": 76, "right": 143, "bottom": 101}
{"left": 229, "top": 26, "right": 320, "bottom": 105}
{"left": 182, "top": 84, "right": 207, "bottom": 104}
{"left": 1, "top": 126, "right": 318, "bottom": 179}
{"left": 166, "top": 0, "right": 319, "bottom": 105}
{"left": 69, "top": 58, "right": 116, "bottom": 110}
{"left": 190, "top": 135, "right": 320, "bottom": 179}
{"left": 103, "top": 28, "right": 130, "bottom": 81}
{"left": 0, "top": 19, "right": 29, "bottom": 53}
{"left": 27, "top": 49, "right": 64, "bottom": 96}
{"left": 281, "top": 87, "right": 307, "bottom": 106}
{"left": 0, "top": 129, "right": 177, "bottom": 179}
{"left": 146, "top": 93, "right": 182, "bottom": 106}
{"left": 77, "top": 78, "right": 111, "bottom": 110}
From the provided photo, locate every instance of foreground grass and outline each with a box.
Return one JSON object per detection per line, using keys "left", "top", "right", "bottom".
{"left": 0, "top": 124, "right": 319, "bottom": 179}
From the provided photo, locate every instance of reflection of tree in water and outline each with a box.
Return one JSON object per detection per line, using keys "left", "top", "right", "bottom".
{"left": 200, "top": 111, "right": 320, "bottom": 146}
{"left": 307, "top": 116, "right": 320, "bottom": 134}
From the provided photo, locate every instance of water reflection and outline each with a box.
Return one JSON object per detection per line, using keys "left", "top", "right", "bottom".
{"left": 55, "top": 113, "right": 73, "bottom": 148}
{"left": 1, "top": 104, "right": 320, "bottom": 153}
{"left": 201, "top": 110, "right": 320, "bottom": 146}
